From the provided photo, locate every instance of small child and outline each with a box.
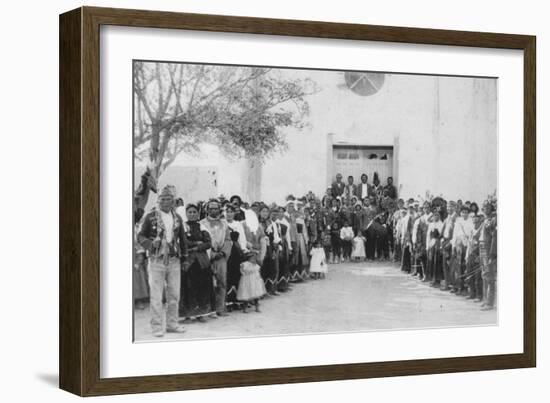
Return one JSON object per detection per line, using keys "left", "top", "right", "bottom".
{"left": 340, "top": 220, "right": 354, "bottom": 262}
{"left": 309, "top": 240, "right": 327, "bottom": 279}
{"left": 351, "top": 232, "right": 367, "bottom": 262}
{"left": 237, "top": 251, "right": 266, "bottom": 313}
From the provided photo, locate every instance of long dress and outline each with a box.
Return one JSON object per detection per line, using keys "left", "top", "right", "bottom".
{"left": 260, "top": 219, "right": 278, "bottom": 293}
{"left": 426, "top": 222, "right": 444, "bottom": 284}
{"left": 277, "top": 220, "right": 291, "bottom": 291}
{"left": 226, "top": 229, "right": 244, "bottom": 306}
{"left": 133, "top": 224, "right": 149, "bottom": 302}
{"left": 179, "top": 221, "right": 214, "bottom": 318}
{"left": 290, "top": 217, "right": 309, "bottom": 281}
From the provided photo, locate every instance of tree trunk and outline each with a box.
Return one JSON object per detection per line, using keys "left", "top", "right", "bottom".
{"left": 241, "top": 154, "right": 263, "bottom": 203}
{"left": 148, "top": 123, "right": 171, "bottom": 181}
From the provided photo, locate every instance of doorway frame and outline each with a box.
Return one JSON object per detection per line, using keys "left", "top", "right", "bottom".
{"left": 327, "top": 142, "right": 397, "bottom": 193}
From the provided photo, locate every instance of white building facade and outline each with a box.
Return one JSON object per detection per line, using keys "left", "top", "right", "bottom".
{"left": 137, "top": 70, "right": 497, "bottom": 207}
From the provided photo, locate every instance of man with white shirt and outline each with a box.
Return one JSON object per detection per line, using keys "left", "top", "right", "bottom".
{"left": 441, "top": 201, "right": 457, "bottom": 290}
{"left": 355, "top": 173, "right": 374, "bottom": 201}
{"left": 400, "top": 204, "right": 415, "bottom": 272}
{"left": 137, "top": 185, "right": 187, "bottom": 337}
{"left": 200, "top": 199, "right": 232, "bottom": 317}
{"left": 391, "top": 199, "right": 405, "bottom": 262}
{"left": 451, "top": 206, "right": 473, "bottom": 294}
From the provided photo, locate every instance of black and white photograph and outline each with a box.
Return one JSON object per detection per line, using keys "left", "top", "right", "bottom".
{"left": 132, "top": 60, "right": 498, "bottom": 342}
{"left": 2, "top": 0, "right": 546, "bottom": 400}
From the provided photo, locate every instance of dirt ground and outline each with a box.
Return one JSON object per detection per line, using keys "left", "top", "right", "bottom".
{"left": 133, "top": 261, "right": 496, "bottom": 342}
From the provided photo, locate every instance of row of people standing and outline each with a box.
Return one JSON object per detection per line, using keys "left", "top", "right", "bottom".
{"left": 330, "top": 173, "right": 397, "bottom": 201}
{"left": 135, "top": 188, "right": 317, "bottom": 337}
{"left": 393, "top": 198, "right": 498, "bottom": 311}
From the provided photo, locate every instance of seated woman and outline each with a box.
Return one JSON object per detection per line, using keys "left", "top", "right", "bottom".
{"left": 179, "top": 204, "right": 214, "bottom": 323}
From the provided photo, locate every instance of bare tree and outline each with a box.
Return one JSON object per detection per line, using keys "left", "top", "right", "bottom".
{"left": 133, "top": 61, "right": 318, "bottom": 180}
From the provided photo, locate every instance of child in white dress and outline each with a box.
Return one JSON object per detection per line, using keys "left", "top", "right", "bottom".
{"left": 309, "top": 240, "right": 327, "bottom": 279}
{"left": 351, "top": 233, "right": 367, "bottom": 261}
{"left": 237, "top": 251, "right": 266, "bottom": 313}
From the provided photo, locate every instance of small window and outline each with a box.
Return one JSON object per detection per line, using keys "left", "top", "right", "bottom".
{"left": 337, "top": 152, "right": 348, "bottom": 159}
{"left": 349, "top": 153, "right": 359, "bottom": 160}
{"left": 380, "top": 154, "right": 388, "bottom": 160}
{"left": 368, "top": 153, "right": 378, "bottom": 159}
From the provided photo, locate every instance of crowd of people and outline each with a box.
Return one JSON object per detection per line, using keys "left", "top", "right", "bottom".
{"left": 133, "top": 172, "right": 498, "bottom": 338}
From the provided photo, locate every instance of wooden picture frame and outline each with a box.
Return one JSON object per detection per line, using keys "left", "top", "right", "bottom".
{"left": 59, "top": 6, "right": 536, "bottom": 396}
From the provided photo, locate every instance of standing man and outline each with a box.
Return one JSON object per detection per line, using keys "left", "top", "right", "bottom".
{"left": 480, "top": 201, "right": 497, "bottom": 310}
{"left": 441, "top": 201, "right": 457, "bottom": 289}
{"left": 466, "top": 214, "right": 484, "bottom": 300}
{"left": 452, "top": 206, "right": 473, "bottom": 295}
{"left": 138, "top": 185, "right": 187, "bottom": 337}
{"left": 343, "top": 175, "right": 357, "bottom": 200}
{"left": 355, "top": 173, "right": 373, "bottom": 201}
{"left": 411, "top": 204, "right": 428, "bottom": 278}
{"left": 364, "top": 197, "right": 380, "bottom": 260}
{"left": 200, "top": 199, "right": 232, "bottom": 317}
{"left": 331, "top": 173, "right": 346, "bottom": 198}
{"left": 384, "top": 177, "right": 398, "bottom": 199}
{"left": 392, "top": 199, "right": 405, "bottom": 262}
{"left": 400, "top": 204, "right": 416, "bottom": 272}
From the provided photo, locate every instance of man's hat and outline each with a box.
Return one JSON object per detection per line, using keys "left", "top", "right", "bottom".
{"left": 159, "top": 185, "right": 176, "bottom": 198}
